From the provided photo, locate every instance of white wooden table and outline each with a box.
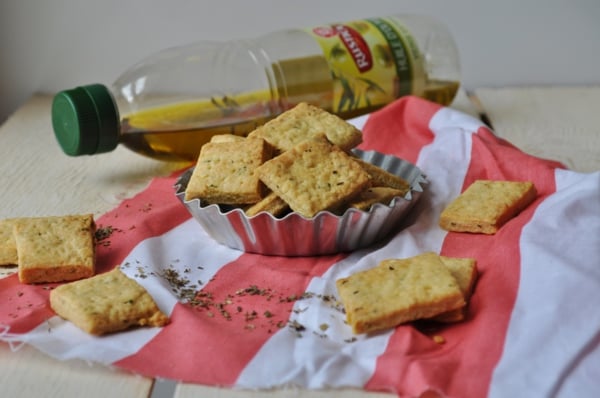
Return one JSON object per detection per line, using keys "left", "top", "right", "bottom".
{"left": 1, "top": 87, "right": 598, "bottom": 397}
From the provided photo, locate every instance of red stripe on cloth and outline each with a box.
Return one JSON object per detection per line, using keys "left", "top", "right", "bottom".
{"left": 365, "top": 127, "right": 560, "bottom": 397}
{"left": 0, "top": 169, "right": 189, "bottom": 335}
{"left": 458, "top": 128, "right": 565, "bottom": 187}
{"left": 115, "top": 252, "right": 346, "bottom": 384}
{"left": 94, "top": 169, "right": 191, "bottom": 273}
{"left": 359, "top": 96, "right": 442, "bottom": 164}
{"left": 0, "top": 275, "right": 55, "bottom": 334}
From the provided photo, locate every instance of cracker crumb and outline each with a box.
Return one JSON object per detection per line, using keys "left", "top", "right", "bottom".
{"left": 433, "top": 335, "right": 446, "bottom": 344}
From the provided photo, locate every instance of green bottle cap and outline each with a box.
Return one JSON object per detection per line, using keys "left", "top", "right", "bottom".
{"left": 51, "top": 84, "right": 120, "bottom": 156}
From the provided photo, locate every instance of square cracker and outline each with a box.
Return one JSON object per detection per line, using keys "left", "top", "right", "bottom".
{"left": 346, "top": 187, "right": 406, "bottom": 212}
{"left": 14, "top": 214, "right": 96, "bottom": 284}
{"left": 353, "top": 158, "right": 410, "bottom": 195}
{"left": 430, "top": 256, "right": 478, "bottom": 323}
{"left": 336, "top": 252, "right": 465, "bottom": 334}
{"left": 50, "top": 267, "right": 169, "bottom": 335}
{"left": 256, "top": 136, "right": 371, "bottom": 218}
{"left": 439, "top": 180, "right": 537, "bottom": 234}
{"left": 247, "top": 102, "right": 363, "bottom": 152}
{"left": 184, "top": 137, "right": 272, "bottom": 204}
{"left": 0, "top": 218, "right": 18, "bottom": 266}
{"left": 244, "top": 191, "right": 289, "bottom": 217}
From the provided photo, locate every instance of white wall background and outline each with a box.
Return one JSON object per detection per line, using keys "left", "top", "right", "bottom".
{"left": 1, "top": 0, "right": 599, "bottom": 122}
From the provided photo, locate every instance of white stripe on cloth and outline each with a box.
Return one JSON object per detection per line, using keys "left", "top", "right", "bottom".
{"left": 489, "top": 170, "right": 600, "bottom": 397}
{"left": 235, "top": 106, "right": 482, "bottom": 389}
{"left": 234, "top": 249, "right": 392, "bottom": 389}
{"left": 348, "top": 114, "right": 369, "bottom": 131}
{"left": 19, "top": 218, "right": 241, "bottom": 364}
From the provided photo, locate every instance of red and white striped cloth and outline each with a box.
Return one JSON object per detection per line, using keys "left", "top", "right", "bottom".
{"left": 1, "top": 97, "right": 599, "bottom": 397}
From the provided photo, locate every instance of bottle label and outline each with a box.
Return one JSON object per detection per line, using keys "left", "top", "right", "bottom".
{"left": 305, "top": 17, "right": 423, "bottom": 114}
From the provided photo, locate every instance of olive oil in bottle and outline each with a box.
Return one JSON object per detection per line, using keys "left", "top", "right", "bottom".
{"left": 52, "top": 15, "right": 460, "bottom": 162}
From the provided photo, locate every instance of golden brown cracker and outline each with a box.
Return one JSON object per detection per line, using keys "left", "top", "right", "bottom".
{"left": 336, "top": 252, "right": 465, "bottom": 334}
{"left": 439, "top": 180, "right": 537, "bottom": 234}
{"left": 50, "top": 268, "right": 169, "bottom": 335}
{"left": 0, "top": 218, "right": 18, "bottom": 266}
{"left": 346, "top": 187, "right": 406, "bottom": 211}
{"left": 430, "top": 256, "right": 478, "bottom": 322}
{"left": 256, "top": 136, "right": 371, "bottom": 218}
{"left": 247, "top": 102, "right": 362, "bottom": 152}
{"left": 184, "top": 137, "right": 272, "bottom": 204}
{"left": 244, "top": 192, "right": 290, "bottom": 217}
{"left": 14, "top": 214, "right": 96, "bottom": 284}
{"left": 354, "top": 158, "right": 411, "bottom": 195}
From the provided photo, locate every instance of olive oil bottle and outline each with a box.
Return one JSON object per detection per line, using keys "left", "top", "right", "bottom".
{"left": 52, "top": 15, "right": 460, "bottom": 162}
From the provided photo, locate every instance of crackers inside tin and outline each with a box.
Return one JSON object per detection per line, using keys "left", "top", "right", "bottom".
{"left": 175, "top": 103, "right": 427, "bottom": 256}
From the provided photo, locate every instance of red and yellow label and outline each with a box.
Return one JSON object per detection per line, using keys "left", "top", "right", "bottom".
{"left": 305, "top": 17, "right": 423, "bottom": 114}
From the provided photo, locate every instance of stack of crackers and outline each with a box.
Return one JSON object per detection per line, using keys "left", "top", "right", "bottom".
{"left": 336, "top": 179, "right": 537, "bottom": 334}
{"left": 336, "top": 252, "right": 478, "bottom": 334}
{"left": 184, "top": 102, "right": 411, "bottom": 219}
{"left": 0, "top": 214, "right": 169, "bottom": 335}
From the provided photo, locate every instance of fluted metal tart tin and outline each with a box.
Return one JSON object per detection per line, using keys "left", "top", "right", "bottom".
{"left": 174, "top": 149, "right": 427, "bottom": 256}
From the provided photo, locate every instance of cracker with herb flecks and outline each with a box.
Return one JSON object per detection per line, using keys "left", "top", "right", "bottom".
{"left": 14, "top": 214, "right": 96, "bottom": 284}
{"left": 247, "top": 102, "right": 362, "bottom": 152}
{"left": 50, "top": 267, "right": 169, "bottom": 335}
{"left": 184, "top": 137, "right": 272, "bottom": 204}
{"left": 0, "top": 218, "right": 18, "bottom": 267}
{"left": 430, "top": 256, "right": 478, "bottom": 323}
{"left": 353, "top": 158, "right": 411, "bottom": 195}
{"left": 245, "top": 191, "right": 290, "bottom": 217}
{"left": 439, "top": 180, "right": 537, "bottom": 234}
{"left": 336, "top": 252, "right": 465, "bottom": 334}
{"left": 346, "top": 187, "right": 406, "bottom": 212}
{"left": 256, "top": 136, "right": 371, "bottom": 218}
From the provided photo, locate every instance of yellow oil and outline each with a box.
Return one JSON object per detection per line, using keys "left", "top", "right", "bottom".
{"left": 120, "top": 116, "right": 273, "bottom": 162}
{"left": 421, "top": 79, "right": 460, "bottom": 106}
